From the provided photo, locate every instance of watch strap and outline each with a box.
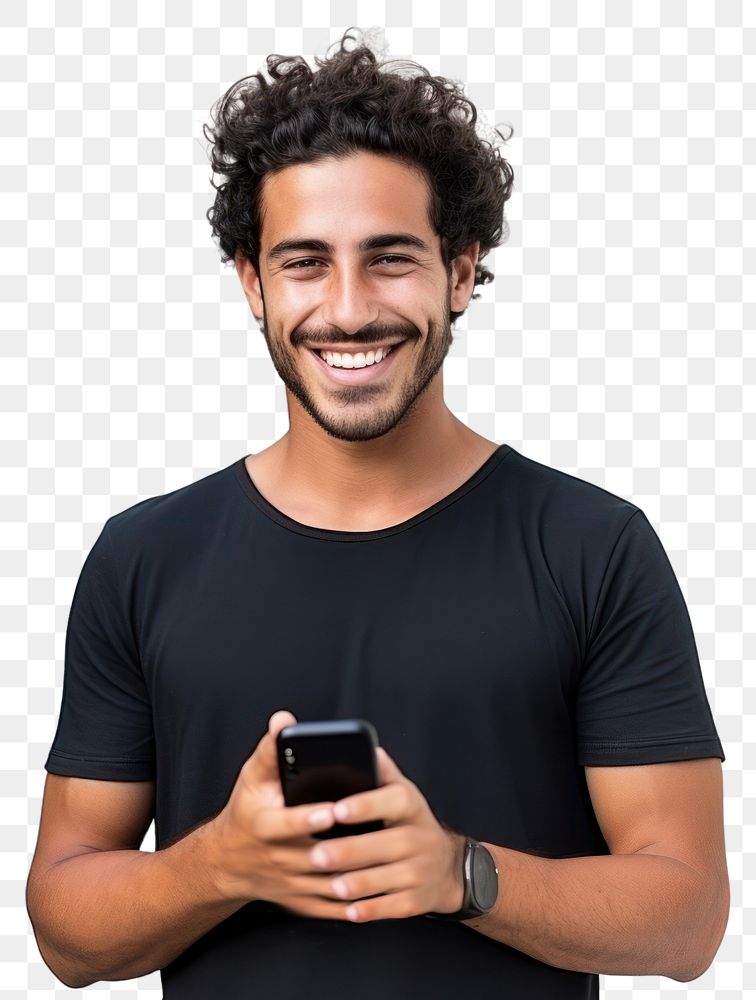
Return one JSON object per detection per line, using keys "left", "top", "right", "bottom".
{"left": 426, "top": 838, "right": 494, "bottom": 921}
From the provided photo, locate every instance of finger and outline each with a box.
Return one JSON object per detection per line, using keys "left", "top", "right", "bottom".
{"left": 333, "top": 780, "right": 414, "bottom": 827}
{"left": 268, "top": 709, "right": 297, "bottom": 735}
{"left": 278, "top": 889, "right": 360, "bottom": 922}
{"left": 244, "top": 709, "right": 298, "bottom": 785}
{"left": 266, "top": 864, "right": 350, "bottom": 900}
{"left": 306, "top": 825, "right": 412, "bottom": 873}
{"left": 339, "top": 885, "right": 421, "bottom": 923}
{"left": 255, "top": 799, "right": 336, "bottom": 843}
{"left": 323, "top": 859, "right": 418, "bottom": 905}
{"left": 375, "top": 745, "right": 408, "bottom": 785}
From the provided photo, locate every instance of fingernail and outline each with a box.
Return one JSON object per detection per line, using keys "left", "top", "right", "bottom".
{"left": 334, "top": 802, "right": 349, "bottom": 820}
{"left": 309, "top": 808, "right": 332, "bottom": 828}
{"left": 311, "top": 847, "right": 330, "bottom": 868}
{"left": 332, "top": 878, "right": 348, "bottom": 897}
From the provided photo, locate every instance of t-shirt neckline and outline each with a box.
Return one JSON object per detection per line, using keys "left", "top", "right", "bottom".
{"left": 232, "top": 443, "right": 513, "bottom": 542}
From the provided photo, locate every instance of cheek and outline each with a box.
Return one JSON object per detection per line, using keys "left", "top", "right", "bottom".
{"left": 268, "top": 283, "right": 320, "bottom": 326}
{"left": 368, "top": 276, "right": 439, "bottom": 324}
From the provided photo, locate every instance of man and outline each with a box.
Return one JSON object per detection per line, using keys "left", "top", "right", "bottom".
{"left": 27, "top": 28, "right": 728, "bottom": 998}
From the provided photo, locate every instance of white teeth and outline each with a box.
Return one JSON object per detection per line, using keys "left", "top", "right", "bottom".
{"left": 319, "top": 345, "right": 392, "bottom": 368}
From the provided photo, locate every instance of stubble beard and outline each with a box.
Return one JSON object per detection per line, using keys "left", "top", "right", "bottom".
{"left": 258, "top": 288, "right": 455, "bottom": 444}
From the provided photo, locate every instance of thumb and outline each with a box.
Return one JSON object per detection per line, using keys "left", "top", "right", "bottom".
{"left": 375, "top": 745, "right": 407, "bottom": 786}
{"left": 268, "top": 709, "right": 298, "bottom": 737}
{"left": 248, "top": 709, "right": 298, "bottom": 779}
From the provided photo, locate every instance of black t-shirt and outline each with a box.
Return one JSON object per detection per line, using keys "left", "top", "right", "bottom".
{"left": 44, "top": 444, "right": 725, "bottom": 998}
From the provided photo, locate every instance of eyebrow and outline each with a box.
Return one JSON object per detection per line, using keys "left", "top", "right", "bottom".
{"left": 266, "top": 232, "right": 433, "bottom": 263}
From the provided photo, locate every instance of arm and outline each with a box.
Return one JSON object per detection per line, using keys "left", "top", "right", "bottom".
{"left": 29, "top": 817, "right": 240, "bottom": 988}
{"left": 460, "top": 758, "right": 729, "bottom": 982}
{"left": 26, "top": 775, "right": 241, "bottom": 989}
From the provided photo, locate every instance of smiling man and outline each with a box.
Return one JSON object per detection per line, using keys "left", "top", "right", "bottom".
{"left": 29, "top": 27, "right": 728, "bottom": 1000}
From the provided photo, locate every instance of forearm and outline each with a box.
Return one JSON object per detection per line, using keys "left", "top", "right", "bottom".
{"left": 463, "top": 843, "right": 723, "bottom": 982}
{"left": 27, "top": 817, "right": 244, "bottom": 988}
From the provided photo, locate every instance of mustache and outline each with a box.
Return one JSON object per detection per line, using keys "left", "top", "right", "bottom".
{"left": 292, "top": 320, "right": 419, "bottom": 349}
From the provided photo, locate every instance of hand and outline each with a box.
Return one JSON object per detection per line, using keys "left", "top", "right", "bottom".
{"left": 305, "top": 745, "right": 467, "bottom": 923}
{"left": 209, "top": 709, "right": 352, "bottom": 916}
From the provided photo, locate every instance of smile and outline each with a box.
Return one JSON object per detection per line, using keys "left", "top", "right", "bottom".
{"left": 309, "top": 340, "right": 405, "bottom": 385}
{"left": 318, "top": 345, "right": 394, "bottom": 368}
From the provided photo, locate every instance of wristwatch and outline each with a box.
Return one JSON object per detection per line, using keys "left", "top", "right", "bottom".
{"left": 426, "top": 838, "right": 499, "bottom": 921}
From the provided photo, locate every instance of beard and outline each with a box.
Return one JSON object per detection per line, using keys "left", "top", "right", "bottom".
{"left": 257, "top": 286, "right": 454, "bottom": 443}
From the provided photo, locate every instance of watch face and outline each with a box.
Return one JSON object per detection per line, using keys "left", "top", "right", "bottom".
{"left": 470, "top": 844, "right": 499, "bottom": 910}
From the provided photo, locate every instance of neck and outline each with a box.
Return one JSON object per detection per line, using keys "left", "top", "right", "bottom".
{"left": 252, "top": 382, "right": 497, "bottom": 528}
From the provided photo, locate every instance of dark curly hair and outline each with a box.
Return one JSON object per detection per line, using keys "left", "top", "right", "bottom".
{"left": 203, "top": 27, "right": 515, "bottom": 324}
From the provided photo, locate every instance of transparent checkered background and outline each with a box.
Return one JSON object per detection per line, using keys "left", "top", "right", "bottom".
{"left": 2, "top": 0, "right": 752, "bottom": 996}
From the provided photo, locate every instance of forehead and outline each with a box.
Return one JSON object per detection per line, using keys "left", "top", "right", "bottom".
{"left": 258, "top": 151, "right": 436, "bottom": 250}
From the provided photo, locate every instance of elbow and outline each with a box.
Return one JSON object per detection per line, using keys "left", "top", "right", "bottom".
{"left": 27, "top": 892, "right": 97, "bottom": 990}
{"left": 31, "top": 926, "right": 98, "bottom": 990}
{"left": 673, "top": 954, "right": 718, "bottom": 984}
{"left": 55, "top": 969, "right": 97, "bottom": 990}
{"left": 671, "top": 883, "right": 731, "bottom": 983}
{"left": 32, "top": 929, "right": 97, "bottom": 990}
{"left": 668, "top": 950, "right": 716, "bottom": 984}
{"left": 53, "top": 968, "right": 96, "bottom": 991}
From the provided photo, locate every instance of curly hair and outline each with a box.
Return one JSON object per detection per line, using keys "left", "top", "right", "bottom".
{"left": 203, "top": 27, "right": 515, "bottom": 323}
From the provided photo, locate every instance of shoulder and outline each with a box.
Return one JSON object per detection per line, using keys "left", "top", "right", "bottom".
{"left": 502, "top": 447, "right": 643, "bottom": 544}
{"left": 103, "top": 460, "right": 242, "bottom": 566}
{"left": 499, "top": 449, "right": 658, "bottom": 657}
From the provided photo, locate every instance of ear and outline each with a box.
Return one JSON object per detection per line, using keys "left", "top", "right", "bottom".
{"left": 235, "top": 250, "right": 265, "bottom": 321}
{"left": 449, "top": 240, "right": 480, "bottom": 315}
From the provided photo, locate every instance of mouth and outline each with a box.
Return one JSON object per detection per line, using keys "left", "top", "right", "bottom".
{"left": 308, "top": 340, "right": 407, "bottom": 385}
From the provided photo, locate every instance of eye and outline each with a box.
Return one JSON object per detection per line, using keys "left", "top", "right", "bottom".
{"left": 285, "top": 258, "right": 323, "bottom": 269}
{"left": 375, "top": 255, "right": 412, "bottom": 265}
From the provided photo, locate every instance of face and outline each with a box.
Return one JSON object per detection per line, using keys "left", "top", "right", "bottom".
{"left": 236, "top": 151, "right": 478, "bottom": 443}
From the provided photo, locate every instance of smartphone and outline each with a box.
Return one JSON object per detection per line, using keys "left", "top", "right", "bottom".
{"left": 276, "top": 719, "right": 385, "bottom": 840}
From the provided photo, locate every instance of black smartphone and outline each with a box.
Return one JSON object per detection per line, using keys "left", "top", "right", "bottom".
{"left": 276, "top": 719, "right": 385, "bottom": 840}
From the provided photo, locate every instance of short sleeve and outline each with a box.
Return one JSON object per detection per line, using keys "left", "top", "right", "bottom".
{"left": 44, "top": 518, "right": 156, "bottom": 781}
{"left": 576, "top": 509, "right": 725, "bottom": 766}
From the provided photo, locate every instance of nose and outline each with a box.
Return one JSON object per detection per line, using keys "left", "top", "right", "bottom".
{"left": 320, "top": 260, "right": 379, "bottom": 335}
